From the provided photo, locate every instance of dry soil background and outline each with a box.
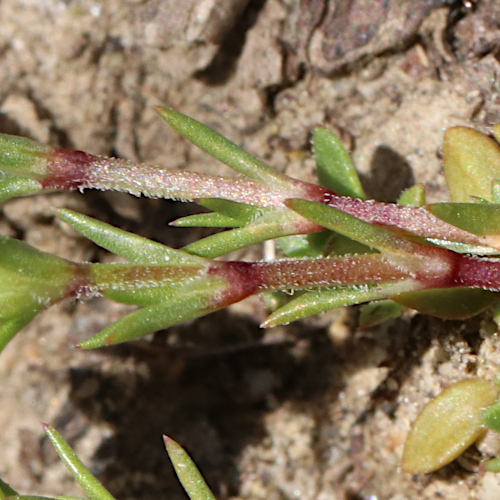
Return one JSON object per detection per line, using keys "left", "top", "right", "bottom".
{"left": 1, "top": 1, "right": 500, "bottom": 499}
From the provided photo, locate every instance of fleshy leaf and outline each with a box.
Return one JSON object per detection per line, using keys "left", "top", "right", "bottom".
{"left": 164, "top": 436, "right": 217, "bottom": 500}
{"left": 312, "top": 127, "right": 366, "bottom": 198}
{"left": 43, "top": 425, "right": 117, "bottom": 500}
{"left": 444, "top": 127, "right": 500, "bottom": 202}
{"left": 402, "top": 378, "right": 500, "bottom": 474}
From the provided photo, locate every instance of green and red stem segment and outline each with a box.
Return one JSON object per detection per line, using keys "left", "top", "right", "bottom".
{"left": 70, "top": 245, "right": 500, "bottom": 313}
{"left": 45, "top": 148, "right": 486, "bottom": 245}
{"left": 2, "top": 135, "right": 491, "bottom": 248}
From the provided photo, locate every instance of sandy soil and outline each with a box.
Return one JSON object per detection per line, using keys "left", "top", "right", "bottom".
{"left": 1, "top": 1, "right": 500, "bottom": 499}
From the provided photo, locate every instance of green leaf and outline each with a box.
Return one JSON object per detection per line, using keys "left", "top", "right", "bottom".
{"left": 483, "top": 400, "right": 500, "bottom": 433}
{"left": 0, "top": 310, "right": 43, "bottom": 354}
{"left": 79, "top": 280, "right": 223, "bottom": 348}
{"left": 424, "top": 239, "right": 500, "bottom": 255}
{"left": 198, "top": 198, "right": 261, "bottom": 222}
{"left": 398, "top": 184, "right": 426, "bottom": 207}
{"left": 0, "top": 133, "right": 53, "bottom": 178}
{"left": 394, "top": 287, "right": 498, "bottom": 320}
{"left": 0, "top": 477, "right": 18, "bottom": 498}
{"left": 0, "top": 178, "right": 43, "bottom": 203}
{"left": 172, "top": 212, "right": 243, "bottom": 228}
{"left": 486, "top": 457, "right": 500, "bottom": 472}
{"left": 286, "top": 199, "right": 417, "bottom": 254}
{"left": 0, "top": 236, "right": 75, "bottom": 282}
{"left": 444, "top": 127, "right": 500, "bottom": 202}
{"left": 428, "top": 203, "right": 500, "bottom": 237}
{"left": 58, "top": 209, "right": 207, "bottom": 266}
{"left": 43, "top": 425, "right": 116, "bottom": 500}
{"left": 155, "top": 107, "right": 294, "bottom": 190}
{"left": 164, "top": 436, "right": 217, "bottom": 500}
{"left": 183, "top": 210, "right": 306, "bottom": 259}
{"left": 359, "top": 300, "right": 407, "bottom": 328}
{"left": 174, "top": 199, "right": 261, "bottom": 228}
{"left": 325, "top": 233, "right": 373, "bottom": 256}
{"left": 492, "top": 180, "right": 500, "bottom": 203}
{"left": 403, "top": 378, "right": 500, "bottom": 474}
{"left": 275, "top": 232, "right": 331, "bottom": 258}
{"left": 263, "top": 280, "right": 418, "bottom": 327}
{"left": 312, "top": 127, "right": 365, "bottom": 198}
{"left": 4, "top": 496, "right": 61, "bottom": 500}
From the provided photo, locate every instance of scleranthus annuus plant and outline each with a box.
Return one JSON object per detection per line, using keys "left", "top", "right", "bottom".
{"left": 4, "top": 109, "right": 500, "bottom": 477}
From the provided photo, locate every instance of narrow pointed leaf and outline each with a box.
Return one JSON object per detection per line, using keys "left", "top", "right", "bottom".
{"left": 183, "top": 210, "right": 313, "bottom": 259}
{"left": 0, "top": 178, "right": 43, "bottom": 203}
{"left": 155, "top": 107, "right": 294, "bottom": 190}
{"left": 58, "top": 209, "right": 207, "bottom": 266}
{"left": 164, "top": 436, "right": 217, "bottom": 500}
{"left": 286, "top": 199, "right": 417, "bottom": 253}
{"left": 43, "top": 425, "right": 116, "bottom": 500}
{"left": 425, "top": 239, "right": 499, "bottom": 255}
{"left": 312, "top": 127, "right": 366, "bottom": 198}
{"left": 174, "top": 199, "right": 262, "bottom": 228}
{"left": 198, "top": 198, "right": 261, "bottom": 222}
{"left": 172, "top": 212, "right": 243, "bottom": 228}
{"left": 78, "top": 282, "right": 223, "bottom": 348}
{"left": 262, "top": 281, "right": 419, "bottom": 328}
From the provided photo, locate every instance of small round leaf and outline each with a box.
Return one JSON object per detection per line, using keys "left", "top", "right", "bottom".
{"left": 403, "top": 378, "right": 500, "bottom": 474}
{"left": 444, "top": 127, "right": 500, "bottom": 202}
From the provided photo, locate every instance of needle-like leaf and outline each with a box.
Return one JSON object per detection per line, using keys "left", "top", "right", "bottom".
{"left": 164, "top": 436, "right": 217, "bottom": 500}
{"left": 42, "top": 425, "right": 116, "bottom": 500}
